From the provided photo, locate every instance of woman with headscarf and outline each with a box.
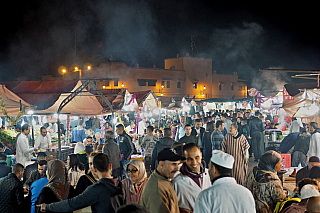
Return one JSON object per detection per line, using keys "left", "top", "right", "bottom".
{"left": 35, "top": 160, "right": 76, "bottom": 213}
{"left": 122, "top": 159, "right": 148, "bottom": 203}
{"left": 245, "top": 150, "right": 287, "bottom": 213}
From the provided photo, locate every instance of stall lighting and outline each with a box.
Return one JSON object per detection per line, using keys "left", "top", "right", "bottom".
{"left": 102, "top": 86, "right": 106, "bottom": 89}
{"left": 121, "top": 83, "right": 124, "bottom": 88}
{"left": 161, "top": 93, "right": 163, "bottom": 96}
{"left": 27, "top": 110, "right": 34, "bottom": 115}
{"left": 203, "top": 86, "right": 206, "bottom": 90}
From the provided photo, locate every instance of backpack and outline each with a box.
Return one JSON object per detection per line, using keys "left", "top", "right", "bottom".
{"left": 273, "top": 197, "right": 301, "bottom": 213}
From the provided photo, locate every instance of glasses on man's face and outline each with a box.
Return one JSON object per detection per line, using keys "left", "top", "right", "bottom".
{"left": 127, "top": 169, "right": 138, "bottom": 174}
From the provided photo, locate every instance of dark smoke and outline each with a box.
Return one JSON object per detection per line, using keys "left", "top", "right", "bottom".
{"left": 1, "top": 0, "right": 157, "bottom": 81}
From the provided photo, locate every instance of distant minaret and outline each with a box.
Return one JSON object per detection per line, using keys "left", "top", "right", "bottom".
{"left": 191, "top": 35, "right": 198, "bottom": 56}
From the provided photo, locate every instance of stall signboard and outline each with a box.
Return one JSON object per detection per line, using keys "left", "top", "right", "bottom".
{"left": 283, "top": 87, "right": 294, "bottom": 101}
{"left": 242, "top": 101, "right": 249, "bottom": 108}
{"left": 248, "top": 88, "right": 258, "bottom": 97}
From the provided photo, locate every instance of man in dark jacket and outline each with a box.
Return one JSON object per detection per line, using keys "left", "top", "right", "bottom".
{"left": 292, "top": 130, "right": 311, "bottom": 167}
{"left": 23, "top": 152, "right": 47, "bottom": 183}
{"left": 0, "top": 153, "right": 11, "bottom": 178}
{"left": 249, "top": 111, "right": 265, "bottom": 161}
{"left": 0, "top": 163, "right": 26, "bottom": 213}
{"left": 191, "top": 119, "right": 205, "bottom": 151}
{"left": 296, "top": 156, "right": 320, "bottom": 185}
{"left": 103, "top": 130, "right": 121, "bottom": 178}
{"left": 116, "top": 124, "right": 134, "bottom": 179}
{"left": 151, "top": 128, "right": 176, "bottom": 171}
{"left": 24, "top": 159, "right": 47, "bottom": 188}
{"left": 179, "top": 124, "right": 196, "bottom": 144}
{"left": 38, "top": 153, "right": 124, "bottom": 213}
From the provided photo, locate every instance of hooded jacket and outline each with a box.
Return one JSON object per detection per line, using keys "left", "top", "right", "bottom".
{"left": 245, "top": 166, "right": 286, "bottom": 213}
{"left": 151, "top": 137, "right": 175, "bottom": 170}
{"left": 46, "top": 177, "right": 124, "bottom": 213}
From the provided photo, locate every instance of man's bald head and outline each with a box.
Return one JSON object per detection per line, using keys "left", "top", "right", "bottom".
{"left": 307, "top": 196, "right": 320, "bottom": 213}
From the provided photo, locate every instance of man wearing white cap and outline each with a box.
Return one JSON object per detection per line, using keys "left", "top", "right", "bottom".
{"left": 194, "top": 150, "right": 255, "bottom": 213}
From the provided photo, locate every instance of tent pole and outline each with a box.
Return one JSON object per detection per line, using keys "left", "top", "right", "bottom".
{"left": 30, "top": 114, "right": 35, "bottom": 147}
{"left": 57, "top": 115, "right": 62, "bottom": 160}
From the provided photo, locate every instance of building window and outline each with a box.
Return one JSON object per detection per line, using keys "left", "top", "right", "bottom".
{"left": 148, "top": 80, "right": 157, "bottom": 87}
{"left": 166, "top": 81, "right": 170, "bottom": 88}
{"left": 193, "top": 82, "right": 198, "bottom": 89}
{"left": 177, "top": 81, "right": 181, "bottom": 88}
{"left": 161, "top": 81, "right": 165, "bottom": 88}
{"left": 231, "top": 84, "right": 234, "bottom": 91}
{"left": 239, "top": 85, "right": 242, "bottom": 90}
{"left": 138, "top": 79, "right": 147, "bottom": 86}
{"left": 114, "top": 80, "right": 118, "bottom": 87}
{"left": 219, "top": 83, "right": 222, "bottom": 90}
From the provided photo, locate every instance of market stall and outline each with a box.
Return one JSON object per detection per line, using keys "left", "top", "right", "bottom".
{"left": 0, "top": 84, "right": 31, "bottom": 148}
{"left": 1, "top": 80, "right": 115, "bottom": 161}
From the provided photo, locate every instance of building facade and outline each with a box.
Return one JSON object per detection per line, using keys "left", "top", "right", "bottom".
{"left": 63, "top": 54, "right": 247, "bottom": 105}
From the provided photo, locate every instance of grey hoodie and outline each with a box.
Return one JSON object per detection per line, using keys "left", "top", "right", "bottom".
{"left": 151, "top": 137, "right": 176, "bottom": 170}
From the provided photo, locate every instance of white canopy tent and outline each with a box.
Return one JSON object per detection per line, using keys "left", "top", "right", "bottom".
{"left": 0, "top": 84, "right": 31, "bottom": 117}
{"left": 36, "top": 81, "right": 104, "bottom": 116}
{"left": 282, "top": 89, "right": 320, "bottom": 117}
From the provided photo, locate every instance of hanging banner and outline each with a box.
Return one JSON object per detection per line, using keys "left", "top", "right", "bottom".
{"left": 283, "top": 87, "right": 294, "bottom": 101}
{"left": 66, "top": 115, "right": 70, "bottom": 131}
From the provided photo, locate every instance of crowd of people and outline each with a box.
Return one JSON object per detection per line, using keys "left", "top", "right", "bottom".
{"left": 1, "top": 108, "right": 320, "bottom": 213}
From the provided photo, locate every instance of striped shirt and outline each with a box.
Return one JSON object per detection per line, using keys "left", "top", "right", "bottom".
{"left": 222, "top": 133, "right": 250, "bottom": 185}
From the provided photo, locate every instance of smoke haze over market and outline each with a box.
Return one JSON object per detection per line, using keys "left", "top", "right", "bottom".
{"left": 1, "top": 1, "right": 320, "bottom": 91}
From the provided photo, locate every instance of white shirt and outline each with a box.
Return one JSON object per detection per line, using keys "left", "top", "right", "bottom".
{"left": 172, "top": 168, "right": 212, "bottom": 211}
{"left": 16, "top": 133, "right": 34, "bottom": 166}
{"left": 34, "top": 134, "right": 52, "bottom": 150}
{"left": 194, "top": 177, "right": 256, "bottom": 213}
{"left": 138, "top": 120, "right": 146, "bottom": 135}
{"left": 224, "top": 119, "right": 232, "bottom": 133}
{"left": 307, "top": 132, "right": 320, "bottom": 161}
{"left": 126, "top": 125, "right": 134, "bottom": 133}
{"left": 175, "top": 124, "right": 186, "bottom": 141}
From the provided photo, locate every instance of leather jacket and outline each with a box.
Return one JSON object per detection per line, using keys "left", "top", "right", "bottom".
{"left": 249, "top": 117, "right": 264, "bottom": 134}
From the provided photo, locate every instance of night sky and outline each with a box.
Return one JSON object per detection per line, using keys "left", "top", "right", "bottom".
{"left": 1, "top": 1, "right": 319, "bottom": 92}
